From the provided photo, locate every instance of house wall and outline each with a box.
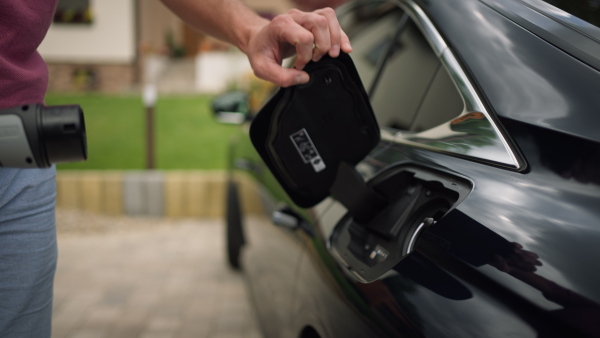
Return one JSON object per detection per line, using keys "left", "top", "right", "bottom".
{"left": 248, "top": 0, "right": 293, "bottom": 15}
{"left": 38, "top": 0, "right": 295, "bottom": 93}
{"left": 39, "top": 0, "right": 136, "bottom": 92}
{"left": 139, "top": 1, "right": 183, "bottom": 55}
{"left": 39, "top": 0, "right": 136, "bottom": 63}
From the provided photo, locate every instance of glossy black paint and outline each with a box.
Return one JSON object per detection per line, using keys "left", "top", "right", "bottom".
{"left": 224, "top": 0, "right": 600, "bottom": 337}
{"left": 424, "top": 0, "right": 600, "bottom": 142}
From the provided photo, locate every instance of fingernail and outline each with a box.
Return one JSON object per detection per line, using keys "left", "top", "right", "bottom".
{"left": 295, "top": 73, "right": 309, "bottom": 85}
{"left": 331, "top": 44, "right": 340, "bottom": 57}
{"left": 343, "top": 42, "right": 353, "bottom": 52}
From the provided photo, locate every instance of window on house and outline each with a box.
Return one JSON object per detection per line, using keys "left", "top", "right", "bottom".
{"left": 54, "top": 0, "right": 93, "bottom": 24}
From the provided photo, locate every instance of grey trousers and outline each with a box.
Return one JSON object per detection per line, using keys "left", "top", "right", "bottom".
{"left": 0, "top": 167, "right": 57, "bottom": 338}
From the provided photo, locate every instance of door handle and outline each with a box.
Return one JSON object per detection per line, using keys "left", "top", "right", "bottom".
{"left": 272, "top": 207, "right": 315, "bottom": 237}
{"left": 272, "top": 208, "right": 299, "bottom": 229}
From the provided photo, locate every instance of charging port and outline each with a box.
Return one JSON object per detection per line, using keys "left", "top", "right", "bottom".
{"left": 329, "top": 164, "right": 472, "bottom": 282}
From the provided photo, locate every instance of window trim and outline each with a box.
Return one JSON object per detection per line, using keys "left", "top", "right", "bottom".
{"left": 375, "top": 0, "right": 525, "bottom": 171}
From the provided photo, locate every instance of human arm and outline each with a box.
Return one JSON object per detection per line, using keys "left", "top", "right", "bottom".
{"left": 160, "top": 0, "right": 352, "bottom": 87}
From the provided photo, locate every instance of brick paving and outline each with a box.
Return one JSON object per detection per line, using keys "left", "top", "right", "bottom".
{"left": 52, "top": 209, "right": 263, "bottom": 338}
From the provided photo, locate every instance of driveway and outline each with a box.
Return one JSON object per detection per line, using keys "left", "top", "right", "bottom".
{"left": 52, "top": 209, "right": 262, "bottom": 338}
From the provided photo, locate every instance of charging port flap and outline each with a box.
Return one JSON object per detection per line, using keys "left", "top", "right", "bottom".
{"left": 249, "top": 52, "right": 379, "bottom": 208}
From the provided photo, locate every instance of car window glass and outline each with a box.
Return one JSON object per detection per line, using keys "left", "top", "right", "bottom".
{"left": 344, "top": 10, "right": 405, "bottom": 91}
{"left": 410, "top": 64, "right": 464, "bottom": 132}
{"left": 338, "top": 2, "right": 397, "bottom": 36}
{"left": 370, "top": 20, "right": 463, "bottom": 131}
{"left": 369, "top": 20, "right": 439, "bottom": 130}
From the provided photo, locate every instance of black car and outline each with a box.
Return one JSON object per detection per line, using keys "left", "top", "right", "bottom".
{"left": 215, "top": 0, "right": 600, "bottom": 337}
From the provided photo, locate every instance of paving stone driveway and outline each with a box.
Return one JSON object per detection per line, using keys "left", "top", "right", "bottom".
{"left": 52, "top": 209, "right": 262, "bottom": 338}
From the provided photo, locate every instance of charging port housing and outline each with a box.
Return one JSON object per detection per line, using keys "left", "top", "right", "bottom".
{"left": 329, "top": 164, "right": 472, "bottom": 282}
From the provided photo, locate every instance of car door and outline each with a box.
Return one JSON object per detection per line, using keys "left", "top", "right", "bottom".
{"left": 229, "top": 136, "right": 307, "bottom": 337}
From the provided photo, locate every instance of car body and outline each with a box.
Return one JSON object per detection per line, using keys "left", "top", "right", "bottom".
{"left": 218, "top": 0, "right": 600, "bottom": 337}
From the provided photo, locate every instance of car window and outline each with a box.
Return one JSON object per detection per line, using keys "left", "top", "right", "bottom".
{"left": 338, "top": 2, "right": 397, "bottom": 36}
{"left": 344, "top": 9, "right": 405, "bottom": 91}
{"left": 369, "top": 19, "right": 463, "bottom": 132}
{"left": 410, "top": 64, "right": 464, "bottom": 132}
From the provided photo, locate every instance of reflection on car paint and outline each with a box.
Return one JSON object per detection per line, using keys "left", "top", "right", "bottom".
{"left": 400, "top": 113, "right": 511, "bottom": 166}
{"left": 418, "top": 211, "right": 600, "bottom": 336}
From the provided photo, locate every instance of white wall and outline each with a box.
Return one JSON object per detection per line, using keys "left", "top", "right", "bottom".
{"left": 195, "top": 52, "right": 253, "bottom": 93}
{"left": 39, "top": 0, "right": 135, "bottom": 64}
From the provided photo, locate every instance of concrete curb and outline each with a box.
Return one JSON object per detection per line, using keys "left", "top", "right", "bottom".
{"left": 56, "top": 170, "right": 263, "bottom": 218}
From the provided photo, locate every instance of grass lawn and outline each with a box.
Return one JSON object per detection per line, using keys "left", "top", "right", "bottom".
{"left": 45, "top": 93, "right": 240, "bottom": 170}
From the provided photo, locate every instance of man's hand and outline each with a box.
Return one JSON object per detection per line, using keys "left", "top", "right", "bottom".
{"left": 490, "top": 242, "right": 542, "bottom": 274}
{"left": 160, "top": 0, "right": 351, "bottom": 88}
{"left": 245, "top": 8, "right": 352, "bottom": 87}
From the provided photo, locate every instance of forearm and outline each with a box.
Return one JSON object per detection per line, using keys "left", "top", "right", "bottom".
{"left": 160, "top": 0, "right": 351, "bottom": 87}
{"left": 160, "top": 0, "right": 269, "bottom": 53}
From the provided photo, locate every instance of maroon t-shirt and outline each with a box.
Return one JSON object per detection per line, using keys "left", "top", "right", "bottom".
{"left": 0, "top": 0, "right": 58, "bottom": 109}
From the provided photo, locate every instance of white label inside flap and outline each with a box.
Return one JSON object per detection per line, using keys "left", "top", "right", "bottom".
{"left": 290, "top": 128, "right": 326, "bottom": 173}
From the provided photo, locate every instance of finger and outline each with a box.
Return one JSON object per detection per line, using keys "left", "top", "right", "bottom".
{"left": 314, "top": 7, "right": 341, "bottom": 57}
{"left": 521, "top": 249, "right": 540, "bottom": 260}
{"left": 271, "top": 14, "right": 315, "bottom": 70}
{"left": 520, "top": 254, "right": 543, "bottom": 266}
{"left": 491, "top": 255, "right": 510, "bottom": 273}
{"left": 340, "top": 29, "right": 352, "bottom": 53}
{"left": 513, "top": 247, "right": 541, "bottom": 263}
{"left": 251, "top": 56, "right": 309, "bottom": 87}
{"left": 507, "top": 252, "right": 540, "bottom": 271}
{"left": 292, "top": 35, "right": 314, "bottom": 70}
{"left": 288, "top": 9, "right": 331, "bottom": 62}
{"left": 513, "top": 260, "right": 538, "bottom": 272}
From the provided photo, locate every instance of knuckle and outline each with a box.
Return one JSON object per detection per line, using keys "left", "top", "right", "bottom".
{"left": 314, "top": 15, "right": 328, "bottom": 28}
{"left": 298, "top": 33, "right": 314, "bottom": 45}
{"left": 271, "top": 15, "right": 290, "bottom": 26}
{"left": 287, "top": 8, "right": 301, "bottom": 16}
{"left": 321, "top": 7, "right": 336, "bottom": 16}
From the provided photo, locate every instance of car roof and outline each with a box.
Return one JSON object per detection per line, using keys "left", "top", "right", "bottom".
{"left": 481, "top": 0, "right": 600, "bottom": 72}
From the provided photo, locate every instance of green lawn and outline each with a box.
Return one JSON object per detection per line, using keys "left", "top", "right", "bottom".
{"left": 45, "top": 93, "right": 240, "bottom": 170}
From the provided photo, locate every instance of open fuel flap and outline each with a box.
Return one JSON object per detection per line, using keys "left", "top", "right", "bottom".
{"left": 249, "top": 53, "right": 472, "bottom": 283}
{"left": 329, "top": 163, "right": 472, "bottom": 282}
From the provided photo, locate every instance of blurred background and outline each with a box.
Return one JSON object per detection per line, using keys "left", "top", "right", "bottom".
{"left": 40, "top": 0, "right": 316, "bottom": 337}
{"left": 41, "top": 0, "right": 287, "bottom": 171}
